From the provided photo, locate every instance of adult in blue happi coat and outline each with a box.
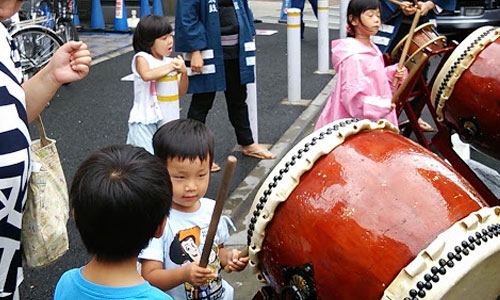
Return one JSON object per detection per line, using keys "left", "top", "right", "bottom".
{"left": 175, "top": 0, "right": 275, "bottom": 162}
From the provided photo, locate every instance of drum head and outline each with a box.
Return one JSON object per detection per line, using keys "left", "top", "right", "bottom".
{"left": 383, "top": 207, "right": 500, "bottom": 300}
{"left": 431, "top": 26, "right": 500, "bottom": 123}
{"left": 390, "top": 22, "right": 446, "bottom": 65}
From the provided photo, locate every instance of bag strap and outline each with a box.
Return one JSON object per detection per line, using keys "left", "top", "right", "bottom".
{"left": 34, "top": 116, "right": 50, "bottom": 147}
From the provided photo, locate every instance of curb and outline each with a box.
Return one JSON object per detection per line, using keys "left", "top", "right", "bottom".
{"left": 225, "top": 74, "right": 337, "bottom": 246}
{"left": 91, "top": 45, "right": 133, "bottom": 66}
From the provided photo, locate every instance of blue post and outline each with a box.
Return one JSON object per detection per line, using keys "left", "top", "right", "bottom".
{"left": 114, "top": 0, "right": 128, "bottom": 31}
{"left": 152, "top": 0, "right": 163, "bottom": 16}
{"left": 72, "top": 0, "right": 80, "bottom": 27}
{"left": 279, "top": 0, "right": 289, "bottom": 23}
{"left": 90, "top": 0, "right": 105, "bottom": 29}
{"left": 139, "top": 0, "right": 151, "bottom": 17}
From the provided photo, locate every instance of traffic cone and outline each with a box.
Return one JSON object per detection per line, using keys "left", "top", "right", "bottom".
{"left": 72, "top": 0, "right": 81, "bottom": 27}
{"left": 114, "top": 0, "right": 128, "bottom": 31}
{"left": 139, "top": 0, "right": 150, "bottom": 18}
{"left": 90, "top": 0, "right": 105, "bottom": 29}
{"left": 152, "top": 0, "right": 163, "bottom": 16}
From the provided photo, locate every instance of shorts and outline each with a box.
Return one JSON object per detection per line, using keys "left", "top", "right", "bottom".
{"left": 126, "top": 122, "right": 159, "bottom": 154}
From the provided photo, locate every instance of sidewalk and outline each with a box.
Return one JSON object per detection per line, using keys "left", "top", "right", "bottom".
{"left": 248, "top": 0, "right": 340, "bottom": 29}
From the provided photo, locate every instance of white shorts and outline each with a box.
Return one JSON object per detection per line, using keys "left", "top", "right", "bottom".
{"left": 126, "top": 122, "right": 159, "bottom": 154}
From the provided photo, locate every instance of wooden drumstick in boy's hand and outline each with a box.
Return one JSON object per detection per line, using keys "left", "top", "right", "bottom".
{"left": 199, "top": 155, "right": 238, "bottom": 268}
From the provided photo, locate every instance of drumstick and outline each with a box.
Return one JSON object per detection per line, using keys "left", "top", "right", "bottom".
{"left": 199, "top": 155, "right": 237, "bottom": 268}
{"left": 392, "top": 8, "right": 421, "bottom": 86}
{"left": 385, "top": 0, "right": 406, "bottom": 8}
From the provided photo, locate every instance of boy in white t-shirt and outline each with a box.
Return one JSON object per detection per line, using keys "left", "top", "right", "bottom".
{"left": 139, "top": 119, "right": 248, "bottom": 300}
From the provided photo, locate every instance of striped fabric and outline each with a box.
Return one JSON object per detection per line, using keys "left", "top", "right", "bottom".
{"left": 156, "top": 72, "right": 180, "bottom": 126}
{"left": 221, "top": 34, "right": 238, "bottom": 46}
{"left": 0, "top": 24, "right": 30, "bottom": 298}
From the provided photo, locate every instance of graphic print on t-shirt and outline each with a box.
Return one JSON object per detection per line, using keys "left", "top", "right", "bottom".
{"left": 169, "top": 226, "right": 225, "bottom": 300}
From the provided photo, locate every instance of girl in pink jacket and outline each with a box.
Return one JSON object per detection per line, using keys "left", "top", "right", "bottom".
{"left": 315, "top": 0, "right": 407, "bottom": 130}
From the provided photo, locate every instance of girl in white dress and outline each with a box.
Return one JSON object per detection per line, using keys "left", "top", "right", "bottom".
{"left": 126, "top": 14, "right": 188, "bottom": 154}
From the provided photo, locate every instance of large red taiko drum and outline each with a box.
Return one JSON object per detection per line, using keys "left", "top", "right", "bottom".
{"left": 431, "top": 26, "right": 500, "bottom": 159}
{"left": 246, "top": 119, "right": 500, "bottom": 300}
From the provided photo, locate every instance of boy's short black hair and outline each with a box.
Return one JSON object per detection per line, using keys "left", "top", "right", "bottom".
{"left": 133, "top": 14, "right": 173, "bottom": 53}
{"left": 153, "top": 119, "right": 214, "bottom": 164}
{"left": 70, "top": 145, "right": 172, "bottom": 262}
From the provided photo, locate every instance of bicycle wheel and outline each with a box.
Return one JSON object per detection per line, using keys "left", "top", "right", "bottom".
{"left": 56, "top": 18, "right": 78, "bottom": 42}
{"left": 11, "top": 25, "right": 64, "bottom": 78}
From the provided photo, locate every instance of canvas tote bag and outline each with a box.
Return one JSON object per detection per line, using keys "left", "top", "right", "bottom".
{"left": 21, "top": 116, "right": 69, "bottom": 267}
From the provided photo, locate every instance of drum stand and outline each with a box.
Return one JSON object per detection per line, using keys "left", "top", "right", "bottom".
{"left": 392, "top": 42, "right": 499, "bottom": 206}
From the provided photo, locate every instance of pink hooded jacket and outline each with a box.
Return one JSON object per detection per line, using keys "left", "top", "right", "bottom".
{"left": 315, "top": 38, "right": 406, "bottom": 130}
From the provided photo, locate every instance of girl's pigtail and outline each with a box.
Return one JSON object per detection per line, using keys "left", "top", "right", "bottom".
{"left": 346, "top": 24, "right": 355, "bottom": 37}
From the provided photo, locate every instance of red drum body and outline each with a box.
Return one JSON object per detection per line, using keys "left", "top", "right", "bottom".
{"left": 431, "top": 26, "right": 500, "bottom": 159}
{"left": 247, "top": 119, "right": 500, "bottom": 300}
{"left": 390, "top": 23, "right": 447, "bottom": 70}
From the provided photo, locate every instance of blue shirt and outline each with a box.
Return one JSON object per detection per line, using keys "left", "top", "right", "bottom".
{"left": 54, "top": 268, "right": 173, "bottom": 300}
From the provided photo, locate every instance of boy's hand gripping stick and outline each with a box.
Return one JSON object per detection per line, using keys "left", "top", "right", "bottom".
{"left": 199, "top": 155, "right": 237, "bottom": 268}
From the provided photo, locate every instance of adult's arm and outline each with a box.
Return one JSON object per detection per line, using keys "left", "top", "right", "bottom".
{"left": 174, "top": 0, "right": 207, "bottom": 53}
{"left": 22, "top": 41, "right": 91, "bottom": 122}
{"left": 428, "top": 0, "right": 455, "bottom": 12}
{"left": 381, "top": 0, "right": 402, "bottom": 20}
{"left": 242, "top": 0, "right": 256, "bottom": 36}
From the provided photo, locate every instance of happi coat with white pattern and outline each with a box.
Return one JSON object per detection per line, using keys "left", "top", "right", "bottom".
{"left": 174, "top": 0, "right": 256, "bottom": 94}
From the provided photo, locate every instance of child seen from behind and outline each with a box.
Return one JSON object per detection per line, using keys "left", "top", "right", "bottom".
{"left": 315, "top": 0, "right": 407, "bottom": 130}
{"left": 139, "top": 119, "right": 249, "bottom": 300}
{"left": 54, "top": 145, "right": 173, "bottom": 300}
{"left": 126, "top": 14, "right": 188, "bottom": 154}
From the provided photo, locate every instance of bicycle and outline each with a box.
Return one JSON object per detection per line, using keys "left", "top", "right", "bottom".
{"left": 36, "top": 0, "right": 79, "bottom": 43}
{"left": 7, "top": 19, "right": 64, "bottom": 78}
{"left": 18, "top": 0, "right": 79, "bottom": 43}
{"left": 5, "top": 0, "right": 78, "bottom": 78}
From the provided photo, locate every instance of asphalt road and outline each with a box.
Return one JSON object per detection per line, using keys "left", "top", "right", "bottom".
{"left": 18, "top": 22, "right": 500, "bottom": 299}
{"left": 20, "top": 23, "right": 336, "bottom": 299}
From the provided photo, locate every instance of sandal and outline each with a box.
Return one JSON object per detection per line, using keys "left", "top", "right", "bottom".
{"left": 242, "top": 146, "right": 276, "bottom": 160}
{"left": 211, "top": 162, "right": 221, "bottom": 172}
{"left": 418, "top": 118, "right": 435, "bottom": 132}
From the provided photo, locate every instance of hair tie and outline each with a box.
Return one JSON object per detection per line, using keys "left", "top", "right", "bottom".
{"left": 346, "top": 24, "right": 354, "bottom": 36}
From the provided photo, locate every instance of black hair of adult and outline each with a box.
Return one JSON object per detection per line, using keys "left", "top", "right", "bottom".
{"left": 70, "top": 145, "right": 172, "bottom": 262}
{"left": 347, "top": 0, "right": 381, "bottom": 37}
{"left": 132, "top": 14, "right": 173, "bottom": 54}
{"left": 153, "top": 119, "right": 214, "bottom": 165}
